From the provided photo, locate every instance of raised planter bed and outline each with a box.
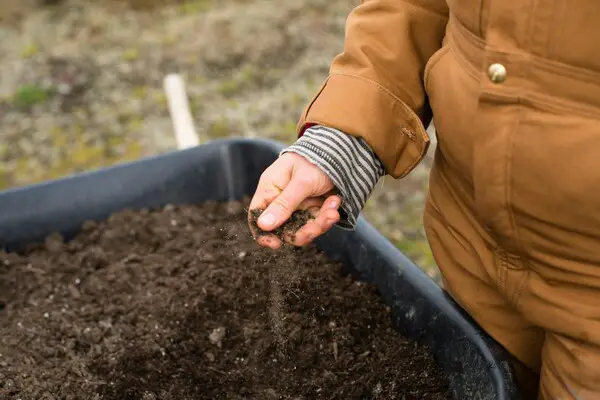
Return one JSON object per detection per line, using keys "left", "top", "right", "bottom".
{"left": 0, "top": 138, "right": 520, "bottom": 399}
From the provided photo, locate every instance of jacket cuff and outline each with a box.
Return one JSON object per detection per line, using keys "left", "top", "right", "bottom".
{"left": 296, "top": 73, "right": 430, "bottom": 178}
{"left": 281, "top": 125, "right": 385, "bottom": 229}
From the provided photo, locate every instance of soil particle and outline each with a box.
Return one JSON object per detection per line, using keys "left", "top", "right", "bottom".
{"left": 0, "top": 200, "right": 451, "bottom": 399}
{"left": 249, "top": 208, "right": 313, "bottom": 242}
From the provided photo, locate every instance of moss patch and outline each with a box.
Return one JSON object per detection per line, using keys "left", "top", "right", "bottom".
{"left": 179, "top": 0, "right": 213, "bottom": 14}
{"left": 12, "top": 86, "right": 51, "bottom": 109}
{"left": 20, "top": 42, "right": 40, "bottom": 59}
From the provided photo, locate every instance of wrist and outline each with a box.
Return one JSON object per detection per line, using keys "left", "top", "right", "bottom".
{"left": 281, "top": 125, "right": 385, "bottom": 229}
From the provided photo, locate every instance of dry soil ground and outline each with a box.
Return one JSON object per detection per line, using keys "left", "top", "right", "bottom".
{"left": 0, "top": 0, "right": 439, "bottom": 281}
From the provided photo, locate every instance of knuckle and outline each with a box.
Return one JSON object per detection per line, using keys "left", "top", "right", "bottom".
{"left": 261, "top": 186, "right": 283, "bottom": 203}
{"left": 317, "top": 173, "right": 332, "bottom": 189}
{"left": 262, "top": 185, "right": 280, "bottom": 196}
{"left": 258, "top": 169, "right": 273, "bottom": 183}
{"left": 296, "top": 174, "right": 315, "bottom": 187}
{"left": 272, "top": 195, "right": 292, "bottom": 211}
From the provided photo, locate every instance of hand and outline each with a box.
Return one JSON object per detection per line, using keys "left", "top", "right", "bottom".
{"left": 248, "top": 153, "right": 342, "bottom": 249}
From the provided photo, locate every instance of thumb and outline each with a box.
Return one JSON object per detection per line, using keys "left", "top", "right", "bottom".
{"left": 258, "top": 177, "right": 313, "bottom": 231}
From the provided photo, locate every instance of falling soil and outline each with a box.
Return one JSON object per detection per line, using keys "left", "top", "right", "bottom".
{"left": 0, "top": 200, "right": 451, "bottom": 400}
{"left": 249, "top": 208, "right": 313, "bottom": 242}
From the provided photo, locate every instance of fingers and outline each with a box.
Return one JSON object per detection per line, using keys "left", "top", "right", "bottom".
{"left": 256, "top": 176, "right": 314, "bottom": 232}
{"left": 255, "top": 235, "right": 283, "bottom": 250}
{"left": 251, "top": 195, "right": 341, "bottom": 249}
{"left": 252, "top": 195, "right": 341, "bottom": 250}
{"left": 247, "top": 158, "right": 294, "bottom": 248}
{"left": 248, "top": 198, "right": 324, "bottom": 249}
{"left": 247, "top": 153, "right": 340, "bottom": 249}
{"left": 249, "top": 168, "right": 291, "bottom": 212}
{"left": 292, "top": 195, "right": 341, "bottom": 246}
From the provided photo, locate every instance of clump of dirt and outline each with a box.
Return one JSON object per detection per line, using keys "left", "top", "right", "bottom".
{"left": 249, "top": 208, "right": 313, "bottom": 242}
{"left": 0, "top": 200, "right": 451, "bottom": 399}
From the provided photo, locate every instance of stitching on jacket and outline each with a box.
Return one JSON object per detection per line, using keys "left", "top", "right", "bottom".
{"left": 327, "top": 71, "right": 428, "bottom": 137}
{"left": 399, "top": 0, "right": 449, "bottom": 19}
{"left": 424, "top": 45, "right": 451, "bottom": 90}
{"left": 506, "top": 104, "right": 528, "bottom": 260}
{"left": 305, "top": 72, "right": 430, "bottom": 177}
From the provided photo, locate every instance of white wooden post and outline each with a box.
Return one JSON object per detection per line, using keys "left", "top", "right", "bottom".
{"left": 163, "top": 74, "right": 201, "bottom": 149}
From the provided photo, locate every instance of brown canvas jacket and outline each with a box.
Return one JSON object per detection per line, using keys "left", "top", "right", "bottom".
{"left": 297, "top": 0, "right": 600, "bottom": 179}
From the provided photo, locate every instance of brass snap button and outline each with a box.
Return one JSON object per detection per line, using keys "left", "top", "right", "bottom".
{"left": 487, "top": 63, "right": 507, "bottom": 84}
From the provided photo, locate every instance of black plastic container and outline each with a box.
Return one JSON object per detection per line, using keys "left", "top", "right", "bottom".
{"left": 0, "top": 138, "right": 520, "bottom": 399}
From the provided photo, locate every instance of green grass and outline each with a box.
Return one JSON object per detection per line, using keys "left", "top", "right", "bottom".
{"left": 179, "top": 0, "right": 213, "bottom": 14}
{"left": 20, "top": 42, "right": 39, "bottom": 58}
{"left": 12, "top": 85, "right": 51, "bottom": 109}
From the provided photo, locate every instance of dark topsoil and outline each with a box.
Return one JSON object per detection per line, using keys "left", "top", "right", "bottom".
{"left": 0, "top": 200, "right": 451, "bottom": 400}
{"left": 248, "top": 208, "right": 313, "bottom": 242}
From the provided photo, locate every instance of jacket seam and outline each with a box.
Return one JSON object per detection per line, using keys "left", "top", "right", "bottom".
{"left": 506, "top": 104, "right": 527, "bottom": 259}
{"left": 327, "top": 71, "right": 429, "bottom": 137}
{"left": 399, "top": 0, "right": 449, "bottom": 19}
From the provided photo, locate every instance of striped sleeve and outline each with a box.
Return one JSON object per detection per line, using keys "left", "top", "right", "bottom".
{"left": 280, "top": 125, "right": 385, "bottom": 230}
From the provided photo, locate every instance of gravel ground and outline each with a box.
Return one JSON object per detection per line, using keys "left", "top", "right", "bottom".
{"left": 0, "top": 0, "right": 440, "bottom": 281}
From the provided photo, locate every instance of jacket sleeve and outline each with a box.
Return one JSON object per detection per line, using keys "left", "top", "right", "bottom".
{"left": 297, "top": 0, "right": 449, "bottom": 178}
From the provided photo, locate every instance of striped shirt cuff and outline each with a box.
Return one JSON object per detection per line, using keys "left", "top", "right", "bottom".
{"left": 280, "top": 125, "right": 385, "bottom": 229}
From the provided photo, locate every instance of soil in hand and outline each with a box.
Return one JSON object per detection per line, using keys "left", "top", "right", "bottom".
{"left": 249, "top": 208, "right": 313, "bottom": 242}
{"left": 0, "top": 200, "right": 452, "bottom": 399}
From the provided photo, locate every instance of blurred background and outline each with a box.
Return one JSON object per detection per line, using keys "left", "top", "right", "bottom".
{"left": 0, "top": 0, "right": 439, "bottom": 281}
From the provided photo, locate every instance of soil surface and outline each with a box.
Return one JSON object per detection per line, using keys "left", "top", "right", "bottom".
{"left": 0, "top": 200, "right": 451, "bottom": 399}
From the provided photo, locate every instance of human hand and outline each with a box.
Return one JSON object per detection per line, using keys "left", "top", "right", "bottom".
{"left": 248, "top": 153, "right": 342, "bottom": 249}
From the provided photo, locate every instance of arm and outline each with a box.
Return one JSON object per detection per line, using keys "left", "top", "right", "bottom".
{"left": 297, "top": 0, "right": 449, "bottom": 178}
{"left": 249, "top": 0, "right": 449, "bottom": 246}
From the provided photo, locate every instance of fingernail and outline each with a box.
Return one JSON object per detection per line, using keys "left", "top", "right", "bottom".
{"left": 328, "top": 198, "right": 340, "bottom": 209}
{"left": 259, "top": 212, "right": 276, "bottom": 227}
